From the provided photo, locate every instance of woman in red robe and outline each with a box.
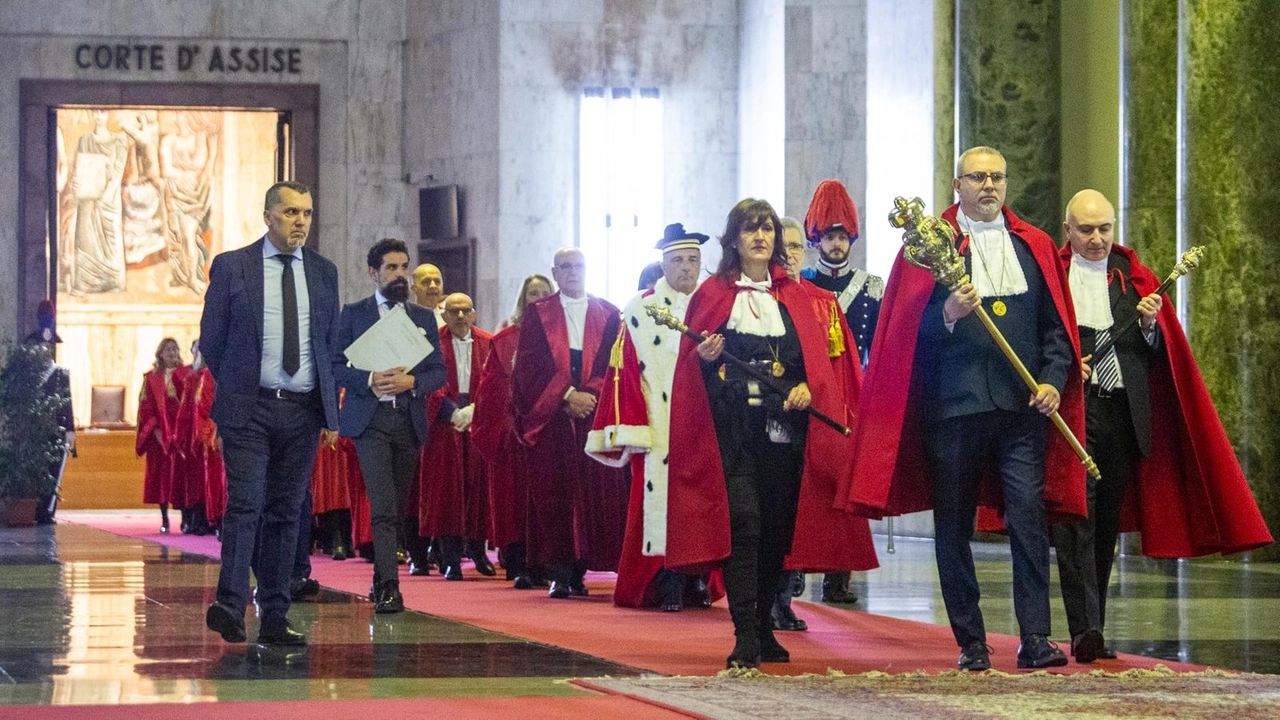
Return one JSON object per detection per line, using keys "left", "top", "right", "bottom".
{"left": 472, "top": 274, "right": 553, "bottom": 587}
{"left": 136, "top": 337, "right": 187, "bottom": 533}
{"left": 174, "top": 345, "right": 221, "bottom": 535}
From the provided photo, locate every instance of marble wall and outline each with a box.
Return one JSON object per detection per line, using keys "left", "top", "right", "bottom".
{"left": 784, "top": 0, "right": 869, "bottom": 269}
{"left": 0, "top": 0, "right": 409, "bottom": 340}
{"left": 738, "top": 0, "right": 785, "bottom": 211}
{"left": 954, "top": 0, "right": 1061, "bottom": 234}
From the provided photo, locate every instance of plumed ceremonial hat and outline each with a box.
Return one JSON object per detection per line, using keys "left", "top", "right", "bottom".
{"left": 656, "top": 223, "right": 709, "bottom": 253}
{"left": 803, "top": 179, "right": 861, "bottom": 247}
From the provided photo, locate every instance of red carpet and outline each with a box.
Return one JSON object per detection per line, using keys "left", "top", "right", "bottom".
{"left": 70, "top": 512, "right": 1207, "bottom": 677}
{"left": 0, "top": 695, "right": 693, "bottom": 720}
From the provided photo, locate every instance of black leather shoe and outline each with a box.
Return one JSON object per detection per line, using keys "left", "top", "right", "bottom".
{"left": 822, "top": 584, "right": 858, "bottom": 604}
{"left": 547, "top": 581, "right": 571, "bottom": 599}
{"left": 472, "top": 554, "right": 497, "bottom": 576}
{"left": 257, "top": 620, "right": 307, "bottom": 646}
{"left": 661, "top": 599, "right": 683, "bottom": 612}
{"left": 773, "top": 603, "right": 808, "bottom": 632}
{"left": 759, "top": 632, "right": 790, "bottom": 663}
{"left": 1098, "top": 646, "right": 1118, "bottom": 660}
{"left": 513, "top": 576, "right": 534, "bottom": 590}
{"left": 1071, "top": 628, "right": 1104, "bottom": 664}
{"left": 331, "top": 545, "right": 349, "bottom": 561}
{"left": 569, "top": 580, "right": 589, "bottom": 597}
{"left": 791, "top": 573, "right": 805, "bottom": 598}
{"left": 409, "top": 561, "right": 431, "bottom": 577}
{"left": 958, "top": 641, "right": 991, "bottom": 671}
{"left": 374, "top": 582, "right": 404, "bottom": 614}
{"left": 1017, "top": 634, "right": 1068, "bottom": 669}
{"left": 290, "top": 577, "right": 320, "bottom": 601}
{"left": 443, "top": 565, "right": 463, "bottom": 581}
{"left": 206, "top": 602, "right": 246, "bottom": 643}
{"left": 726, "top": 636, "right": 761, "bottom": 669}
{"left": 160, "top": 518, "right": 170, "bottom": 534}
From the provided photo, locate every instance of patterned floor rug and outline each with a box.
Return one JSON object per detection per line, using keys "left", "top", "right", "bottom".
{"left": 580, "top": 666, "right": 1280, "bottom": 719}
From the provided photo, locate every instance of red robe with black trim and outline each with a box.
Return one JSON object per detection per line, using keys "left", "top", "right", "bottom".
{"left": 419, "top": 326, "right": 494, "bottom": 539}
{"left": 843, "top": 204, "right": 1088, "bottom": 522}
{"left": 171, "top": 364, "right": 211, "bottom": 510}
{"left": 342, "top": 437, "right": 373, "bottom": 547}
{"left": 1063, "top": 244, "right": 1272, "bottom": 557}
{"left": 310, "top": 439, "right": 352, "bottom": 515}
{"left": 137, "top": 366, "right": 189, "bottom": 505}
{"left": 513, "top": 292, "right": 628, "bottom": 570}
{"left": 664, "top": 264, "right": 878, "bottom": 572}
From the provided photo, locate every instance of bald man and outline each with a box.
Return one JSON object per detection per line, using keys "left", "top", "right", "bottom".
{"left": 413, "top": 263, "right": 446, "bottom": 328}
{"left": 512, "top": 248, "right": 628, "bottom": 598}
{"left": 417, "top": 292, "right": 495, "bottom": 579}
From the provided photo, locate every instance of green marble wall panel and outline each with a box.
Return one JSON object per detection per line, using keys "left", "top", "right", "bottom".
{"left": 1121, "top": 0, "right": 1178, "bottom": 276}
{"left": 934, "top": 0, "right": 956, "bottom": 212}
{"left": 954, "top": 0, "right": 1060, "bottom": 233}
{"left": 1183, "top": 0, "right": 1280, "bottom": 557}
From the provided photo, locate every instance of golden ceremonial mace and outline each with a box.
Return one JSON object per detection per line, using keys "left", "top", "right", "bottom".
{"left": 888, "top": 196, "right": 1101, "bottom": 481}
{"left": 644, "top": 304, "right": 851, "bottom": 435}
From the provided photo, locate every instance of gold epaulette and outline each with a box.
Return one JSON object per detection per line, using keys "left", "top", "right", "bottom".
{"left": 828, "top": 302, "right": 846, "bottom": 358}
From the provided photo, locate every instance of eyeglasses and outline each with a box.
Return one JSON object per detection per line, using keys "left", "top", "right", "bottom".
{"left": 442, "top": 307, "right": 474, "bottom": 316}
{"left": 959, "top": 172, "right": 1008, "bottom": 186}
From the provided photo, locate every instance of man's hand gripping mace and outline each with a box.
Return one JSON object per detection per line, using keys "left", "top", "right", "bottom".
{"left": 1089, "top": 246, "right": 1205, "bottom": 362}
{"left": 888, "top": 197, "right": 1101, "bottom": 480}
{"left": 644, "top": 304, "right": 851, "bottom": 435}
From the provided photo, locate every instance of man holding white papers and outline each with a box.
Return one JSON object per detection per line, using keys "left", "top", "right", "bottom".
{"left": 335, "top": 238, "right": 446, "bottom": 613}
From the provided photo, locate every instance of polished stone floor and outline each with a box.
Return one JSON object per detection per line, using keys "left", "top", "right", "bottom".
{"left": 0, "top": 522, "right": 638, "bottom": 706}
{"left": 802, "top": 535, "right": 1280, "bottom": 675}
{"left": 0, "top": 516, "right": 1275, "bottom": 708}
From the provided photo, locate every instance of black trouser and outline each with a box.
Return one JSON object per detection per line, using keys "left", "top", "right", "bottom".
{"left": 353, "top": 404, "right": 421, "bottom": 588}
{"left": 216, "top": 392, "right": 322, "bottom": 623}
{"left": 721, "top": 439, "right": 803, "bottom": 642}
{"left": 926, "top": 410, "right": 1052, "bottom": 647}
{"left": 1054, "top": 388, "right": 1138, "bottom": 638}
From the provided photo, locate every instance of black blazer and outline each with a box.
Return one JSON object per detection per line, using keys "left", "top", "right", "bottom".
{"left": 333, "top": 296, "right": 446, "bottom": 444}
{"left": 199, "top": 238, "right": 341, "bottom": 430}
{"left": 1077, "top": 252, "right": 1160, "bottom": 457}
{"left": 918, "top": 232, "right": 1073, "bottom": 424}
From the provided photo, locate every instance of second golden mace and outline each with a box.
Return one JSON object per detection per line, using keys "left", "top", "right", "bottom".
{"left": 889, "top": 196, "right": 1101, "bottom": 481}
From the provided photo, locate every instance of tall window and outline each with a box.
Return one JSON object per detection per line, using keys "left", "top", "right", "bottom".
{"left": 579, "top": 87, "right": 663, "bottom": 304}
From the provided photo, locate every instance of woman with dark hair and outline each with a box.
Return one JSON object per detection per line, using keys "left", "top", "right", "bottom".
{"left": 136, "top": 337, "right": 188, "bottom": 533}
{"left": 667, "top": 198, "right": 867, "bottom": 668}
{"left": 474, "top": 273, "right": 554, "bottom": 587}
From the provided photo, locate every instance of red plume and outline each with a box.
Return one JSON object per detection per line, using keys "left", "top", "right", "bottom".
{"left": 803, "top": 179, "right": 860, "bottom": 247}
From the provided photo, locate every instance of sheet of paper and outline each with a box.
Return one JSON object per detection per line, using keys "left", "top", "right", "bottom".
{"left": 343, "top": 305, "right": 434, "bottom": 372}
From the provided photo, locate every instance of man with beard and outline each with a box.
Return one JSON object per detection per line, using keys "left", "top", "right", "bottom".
{"left": 413, "top": 263, "right": 446, "bottom": 329}
{"left": 587, "top": 223, "right": 714, "bottom": 612}
{"left": 513, "top": 248, "right": 628, "bottom": 598}
{"left": 334, "top": 238, "right": 446, "bottom": 613}
{"left": 799, "top": 180, "right": 881, "bottom": 605}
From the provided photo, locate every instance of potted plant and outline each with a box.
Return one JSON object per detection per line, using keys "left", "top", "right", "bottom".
{"left": 0, "top": 340, "right": 67, "bottom": 526}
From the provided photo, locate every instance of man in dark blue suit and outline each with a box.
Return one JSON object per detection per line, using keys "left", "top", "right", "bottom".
{"left": 334, "top": 238, "right": 446, "bottom": 613}
{"left": 200, "top": 181, "right": 340, "bottom": 646}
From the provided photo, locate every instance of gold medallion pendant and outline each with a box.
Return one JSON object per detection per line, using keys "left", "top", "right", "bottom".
{"left": 771, "top": 360, "right": 786, "bottom": 378}
{"left": 991, "top": 299, "right": 1007, "bottom": 317}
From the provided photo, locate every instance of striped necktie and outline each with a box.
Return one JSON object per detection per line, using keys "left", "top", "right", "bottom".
{"left": 1093, "top": 328, "right": 1122, "bottom": 392}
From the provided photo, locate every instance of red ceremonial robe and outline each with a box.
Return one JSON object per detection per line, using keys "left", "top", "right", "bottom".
{"left": 843, "top": 204, "right": 1088, "bottom": 523}
{"left": 1061, "top": 244, "right": 1272, "bottom": 556}
{"left": 171, "top": 364, "right": 208, "bottom": 509}
{"left": 665, "top": 264, "right": 877, "bottom": 572}
{"left": 311, "top": 439, "right": 352, "bottom": 515}
{"left": 513, "top": 293, "right": 628, "bottom": 571}
{"left": 472, "top": 324, "right": 530, "bottom": 548}
{"left": 419, "top": 326, "right": 494, "bottom": 539}
{"left": 343, "top": 438, "right": 373, "bottom": 547}
{"left": 175, "top": 367, "right": 226, "bottom": 524}
{"left": 137, "top": 366, "right": 188, "bottom": 505}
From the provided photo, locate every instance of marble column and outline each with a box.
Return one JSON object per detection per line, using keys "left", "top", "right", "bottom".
{"left": 953, "top": 0, "right": 1061, "bottom": 233}
{"left": 1184, "top": 0, "right": 1280, "bottom": 553}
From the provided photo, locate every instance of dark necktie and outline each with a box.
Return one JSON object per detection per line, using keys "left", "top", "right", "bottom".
{"left": 1093, "top": 327, "right": 1121, "bottom": 392}
{"left": 279, "top": 255, "right": 300, "bottom": 376}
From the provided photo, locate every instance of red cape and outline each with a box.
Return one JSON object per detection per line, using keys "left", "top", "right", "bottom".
{"left": 1063, "top": 244, "right": 1272, "bottom": 556}
{"left": 471, "top": 324, "right": 529, "bottom": 548}
{"left": 666, "top": 264, "right": 879, "bottom": 572}
{"left": 845, "top": 204, "right": 1087, "bottom": 522}
{"left": 419, "top": 326, "right": 494, "bottom": 538}
{"left": 137, "top": 366, "right": 188, "bottom": 505}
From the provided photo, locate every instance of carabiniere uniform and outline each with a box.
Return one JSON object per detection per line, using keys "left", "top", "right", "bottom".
{"left": 804, "top": 263, "right": 883, "bottom": 369}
